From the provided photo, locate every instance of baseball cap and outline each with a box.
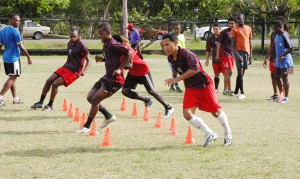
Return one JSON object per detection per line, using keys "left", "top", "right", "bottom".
{"left": 127, "top": 23, "right": 134, "bottom": 29}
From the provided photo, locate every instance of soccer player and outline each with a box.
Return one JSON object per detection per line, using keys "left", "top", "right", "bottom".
{"left": 127, "top": 23, "right": 143, "bottom": 59}
{"left": 231, "top": 13, "right": 252, "bottom": 100}
{"left": 205, "top": 23, "right": 222, "bottom": 93}
{"left": 112, "top": 34, "right": 174, "bottom": 117}
{"left": 0, "top": 13, "right": 32, "bottom": 107}
{"left": 273, "top": 20, "right": 294, "bottom": 103}
{"left": 161, "top": 33, "right": 232, "bottom": 147}
{"left": 31, "top": 27, "right": 91, "bottom": 111}
{"left": 77, "top": 23, "right": 132, "bottom": 133}
{"left": 169, "top": 23, "right": 184, "bottom": 92}
{"left": 263, "top": 27, "right": 278, "bottom": 100}
{"left": 216, "top": 17, "right": 236, "bottom": 96}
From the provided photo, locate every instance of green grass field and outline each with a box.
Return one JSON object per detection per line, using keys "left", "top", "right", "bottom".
{"left": 0, "top": 55, "right": 300, "bottom": 178}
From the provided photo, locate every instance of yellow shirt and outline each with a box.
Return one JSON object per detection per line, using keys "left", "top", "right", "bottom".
{"left": 177, "top": 34, "right": 186, "bottom": 48}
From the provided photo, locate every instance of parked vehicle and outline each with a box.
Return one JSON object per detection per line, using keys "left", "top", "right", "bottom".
{"left": 134, "top": 27, "right": 168, "bottom": 40}
{"left": 196, "top": 20, "right": 228, "bottom": 40}
{"left": 22, "top": 20, "right": 51, "bottom": 40}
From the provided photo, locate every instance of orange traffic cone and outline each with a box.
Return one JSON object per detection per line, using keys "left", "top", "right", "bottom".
{"left": 185, "top": 126, "right": 195, "bottom": 144}
{"left": 88, "top": 120, "right": 97, "bottom": 137}
{"left": 68, "top": 102, "right": 74, "bottom": 118}
{"left": 169, "top": 117, "right": 178, "bottom": 136}
{"left": 80, "top": 113, "right": 87, "bottom": 128}
{"left": 131, "top": 102, "right": 138, "bottom": 117}
{"left": 143, "top": 107, "right": 150, "bottom": 122}
{"left": 62, "top": 98, "right": 68, "bottom": 112}
{"left": 278, "top": 91, "right": 284, "bottom": 102}
{"left": 155, "top": 112, "right": 163, "bottom": 128}
{"left": 73, "top": 107, "right": 80, "bottom": 122}
{"left": 100, "top": 128, "right": 112, "bottom": 146}
{"left": 120, "top": 98, "right": 127, "bottom": 111}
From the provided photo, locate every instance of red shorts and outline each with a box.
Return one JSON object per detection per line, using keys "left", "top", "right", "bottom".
{"left": 212, "top": 63, "right": 222, "bottom": 74}
{"left": 269, "top": 61, "right": 276, "bottom": 72}
{"left": 183, "top": 82, "right": 221, "bottom": 112}
{"left": 55, "top": 67, "right": 79, "bottom": 87}
{"left": 220, "top": 56, "right": 234, "bottom": 72}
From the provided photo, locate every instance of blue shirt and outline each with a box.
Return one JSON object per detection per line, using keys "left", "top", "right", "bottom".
{"left": 275, "top": 31, "right": 294, "bottom": 68}
{"left": 0, "top": 26, "right": 22, "bottom": 63}
{"left": 129, "top": 29, "right": 142, "bottom": 45}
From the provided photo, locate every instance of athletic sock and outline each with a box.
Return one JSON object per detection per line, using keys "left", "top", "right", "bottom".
{"left": 188, "top": 115, "right": 213, "bottom": 135}
{"left": 99, "top": 107, "right": 112, "bottom": 119}
{"left": 84, "top": 117, "right": 93, "bottom": 128}
{"left": 47, "top": 100, "right": 53, "bottom": 107}
{"left": 214, "top": 77, "right": 220, "bottom": 91}
{"left": 216, "top": 110, "right": 231, "bottom": 136}
{"left": 39, "top": 95, "right": 46, "bottom": 104}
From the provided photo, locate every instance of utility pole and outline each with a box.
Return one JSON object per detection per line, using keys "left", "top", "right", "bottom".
{"left": 122, "top": 0, "right": 128, "bottom": 38}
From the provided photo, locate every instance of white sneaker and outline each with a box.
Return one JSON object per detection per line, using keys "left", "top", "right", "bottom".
{"left": 224, "top": 135, "right": 233, "bottom": 146}
{"left": 164, "top": 107, "right": 174, "bottom": 117}
{"left": 202, "top": 132, "right": 218, "bottom": 147}
{"left": 99, "top": 115, "right": 117, "bottom": 128}
{"left": 238, "top": 94, "right": 246, "bottom": 100}
{"left": 233, "top": 94, "right": 240, "bottom": 98}
{"left": 76, "top": 127, "right": 90, "bottom": 133}
{"left": 0, "top": 100, "right": 5, "bottom": 107}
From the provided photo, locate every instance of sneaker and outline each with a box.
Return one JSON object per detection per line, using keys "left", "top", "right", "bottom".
{"left": 238, "top": 94, "right": 246, "bottom": 100}
{"left": 228, "top": 91, "right": 234, "bottom": 96}
{"left": 223, "top": 91, "right": 228, "bottom": 95}
{"left": 42, "top": 105, "right": 53, "bottom": 111}
{"left": 224, "top": 135, "right": 233, "bottom": 146}
{"left": 31, "top": 102, "right": 43, "bottom": 109}
{"left": 169, "top": 86, "right": 176, "bottom": 91}
{"left": 278, "top": 97, "right": 288, "bottom": 104}
{"left": 76, "top": 127, "right": 90, "bottom": 133}
{"left": 0, "top": 100, "right": 5, "bottom": 107}
{"left": 144, "top": 98, "right": 153, "bottom": 108}
{"left": 267, "top": 95, "right": 278, "bottom": 100}
{"left": 99, "top": 115, "right": 117, "bottom": 128}
{"left": 13, "top": 98, "right": 23, "bottom": 104}
{"left": 164, "top": 107, "right": 174, "bottom": 117}
{"left": 175, "top": 87, "right": 183, "bottom": 93}
{"left": 202, "top": 133, "right": 218, "bottom": 147}
{"left": 233, "top": 94, "right": 240, "bottom": 98}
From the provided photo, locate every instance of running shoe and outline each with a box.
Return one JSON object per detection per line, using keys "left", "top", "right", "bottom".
{"left": 76, "top": 127, "right": 90, "bottom": 133}
{"left": 144, "top": 98, "right": 153, "bottom": 108}
{"left": 202, "top": 133, "right": 218, "bottom": 147}
{"left": 31, "top": 102, "right": 43, "bottom": 109}
{"left": 164, "top": 107, "right": 174, "bottom": 117}
{"left": 224, "top": 135, "right": 233, "bottom": 146}
{"left": 0, "top": 100, "right": 5, "bottom": 107}
{"left": 99, "top": 115, "right": 117, "bottom": 128}
{"left": 42, "top": 105, "right": 53, "bottom": 111}
{"left": 267, "top": 94, "right": 278, "bottom": 100}
{"left": 13, "top": 98, "right": 23, "bottom": 104}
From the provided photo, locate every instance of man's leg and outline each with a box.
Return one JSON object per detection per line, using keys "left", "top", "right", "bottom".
{"left": 46, "top": 77, "right": 65, "bottom": 108}
{"left": 214, "top": 73, "right": 220, "bottom": 92}
{"left": 0, "top": 75, "right": 17, "bottom": 101}
{"left": 212, "top": 109, "right": 232, "bottom": 146}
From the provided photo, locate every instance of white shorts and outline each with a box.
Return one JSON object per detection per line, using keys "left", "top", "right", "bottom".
{"left": 4, "top": 60, "right": 21, "bottom": 76}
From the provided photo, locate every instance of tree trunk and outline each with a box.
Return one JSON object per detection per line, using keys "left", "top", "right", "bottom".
{"left": 103, "top": 0, "right": 113, "bottom": 20}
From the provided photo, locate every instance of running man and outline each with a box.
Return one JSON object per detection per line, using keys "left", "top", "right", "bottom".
{"left": 216, "top": 17, "right": 236, "bottom": 96}
{"left": 169, "top": 23, "right": 184, "bottom": 92}
{"left": 161, "top": 33, "right": 232, "bottom": 147}
{"left": 0, "top": 13, "right": 32, "bottom": 107}
{"left": 274, "top": 20, "right": 294, "bottom": 103}
{"left": 31, "top": 27, "right": 90, "bottom": 111}
{"left": 77, "top": 23, "right": 132, "bottom": 133}
{"left": 231, "top": 13, "right": 252, "bottom": 100}
{"left": 112, "top": 34, "right": 174, "bottom": 117}
{"left": 205, "top": 23, "right": 222, "bottom": 93}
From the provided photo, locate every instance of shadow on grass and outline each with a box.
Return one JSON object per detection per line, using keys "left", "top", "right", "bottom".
{"left": 0, "top": 115, "right": 64, "bottom": 121}
{"left": 4, "top": 145, "right": 200, "bottom": 158}
{"left": 0, "top": 130, "right": 60, "bottom": 135}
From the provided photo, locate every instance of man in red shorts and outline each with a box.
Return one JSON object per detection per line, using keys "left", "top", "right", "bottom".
{"left": 161, "top": 33, "right": 232, "bottom": 147}
{"left": 216, "top": 17, "right": 236, "bottom": 96}
{"left": 31, "top": 27, "right": 90, "bottom": 111}
{"left": 205, "top": 23, "right": 222, "bottom": 93}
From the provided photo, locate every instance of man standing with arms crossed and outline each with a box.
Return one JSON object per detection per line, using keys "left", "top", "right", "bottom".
{"left": 0, "top": 13, "right": 32, "bottom": 107}
{"left": 231, "top": 13, "right": 252, "bottom": 100}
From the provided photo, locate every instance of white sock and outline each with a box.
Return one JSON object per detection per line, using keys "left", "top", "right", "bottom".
{"left": 13, "top": 96, "right": 19, "bottom": 101}
{"left": 217, "top": 110, "right": 231, "bottom": 136}
{"left": 188, "top": 115, "right": 213, "bottom": 135}
{"left": 0, "top": 95, "right": 3, "bottom": 100}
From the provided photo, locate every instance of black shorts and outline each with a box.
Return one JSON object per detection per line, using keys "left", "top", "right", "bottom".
{"left": 4, "top": 60, "right": 21, "bottom": 76}
{"left": 275, "top": 67, "right": 293, "bottom": 77}
{"left": 123, "top": 72, "right": 154, "bottom": 91}
{"left": 93, "top": 78, "right": 123, "bottom": 95}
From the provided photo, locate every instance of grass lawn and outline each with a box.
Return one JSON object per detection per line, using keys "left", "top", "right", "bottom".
{"left": 0, "top": 55, "right": 300, "bottom": 178}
